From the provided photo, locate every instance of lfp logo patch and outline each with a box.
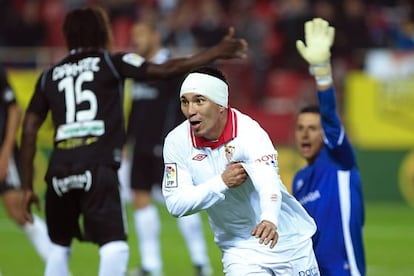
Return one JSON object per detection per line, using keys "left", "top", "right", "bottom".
{"left": 164, "top": 163, "right": 178, "bottom": 188}
{"left": 122, "top": 53, "right": 145, "bottom": 67}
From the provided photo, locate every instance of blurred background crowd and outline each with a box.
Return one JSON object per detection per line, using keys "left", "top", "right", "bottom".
{"left": 1, "top": 0, "right": 414, "bottom": 108}
{"left": 1, "top": 0, "right": 413, "bottom": 65}
{"left": 2, "top": 0, "right": 414, "bottom": 59}
{"left": 2, "top": 0, "right": 414, "bottom": 56}
{"left": 0, "top": 0, "right": 413, "bottom": 139}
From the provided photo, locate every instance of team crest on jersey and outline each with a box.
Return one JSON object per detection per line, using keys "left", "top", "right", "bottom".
{"left": 122, "top": 53, "right": 145, "bottom": 67}
{"left": 164, "top": 163, "right": 178, "bottom": 188}
{"left": 224, "top": 145, "right": 235, "bottom": 163}
{"left": 192, "top": 154, "right": 207, "bottom": 161}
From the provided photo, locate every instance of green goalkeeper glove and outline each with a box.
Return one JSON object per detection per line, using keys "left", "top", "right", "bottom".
{"left": 296, "top": 18, "right": 335, "bottom": 86}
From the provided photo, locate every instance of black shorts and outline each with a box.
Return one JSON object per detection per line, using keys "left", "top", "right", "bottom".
{"left": 45, "top": 164, "right": 127, "bottom": 246}
{"left": 0, "top": 150, "right": 21, "bottom": 195}
{"left": 130, "top": 150, "right": 163, "bottom": 192}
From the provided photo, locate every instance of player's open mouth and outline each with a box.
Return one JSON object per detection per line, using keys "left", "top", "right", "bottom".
{"left": 301, "top": 143, "right": 311, "bottom": 152}
{"left": 190, "top": 120, "right": 201, "bottom": 126}
{"left": 190, "top": 120, "right": 201, "bottom": 130}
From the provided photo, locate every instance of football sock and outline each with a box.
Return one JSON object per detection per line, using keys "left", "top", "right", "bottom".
{"left": 117, "top": 156, "right": 132, "bottom": 203}
{"left": 44, "top": 243, "right": 71, "bottom": 276}
{"left": 98, "top": 241, "right": 129, "bottom": 276}
{"left": 23, "top": 214, "right": 53, "bottom": 261}
{"left": 134, "top": 204, "right": 162, "bottom": 272}
{"left": 177, "top": 214, "right": 210, "bottom": 267}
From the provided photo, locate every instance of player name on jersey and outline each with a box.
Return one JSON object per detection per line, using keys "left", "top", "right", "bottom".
{"left": 53, "top": 57, "right": 100, "bottom": 81}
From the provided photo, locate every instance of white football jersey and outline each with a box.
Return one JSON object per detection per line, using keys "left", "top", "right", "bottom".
{"left": 162, "top": 108, "right": 316, "bottom": 261}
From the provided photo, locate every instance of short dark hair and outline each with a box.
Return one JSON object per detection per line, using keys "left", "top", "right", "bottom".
{"left": 299, "top": 105, "right": 320, "bottom": 114}
{"left": 63, "top": 6, "right": 113, "bottom": 51}
{"left": 190, "top": 66, "right": 228, "bottom": 84}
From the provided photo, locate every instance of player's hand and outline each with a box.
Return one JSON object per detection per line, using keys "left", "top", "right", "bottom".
{"left": 221, "top": 162, "right": 247, "bottom": 188}
{"left": 215, "top": 27, "right": 248, "bottom": 60}
{"left": 22, "top": 189, "right": 41, "bottom": 223}
{"left": 251, "top": 220, "right": 278, "bottom": 249}
{"left": 296, "top": 18, "right": 335, "bottom": 66}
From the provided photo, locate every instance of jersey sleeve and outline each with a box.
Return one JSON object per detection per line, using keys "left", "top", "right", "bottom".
{"left": 27, "top": 72, "right": 50, "bottom": 120}
{"left": 110, "top": 52, "right": 150, "bottom": 81}
{"left": 162, "top": 133, "right": 229, "bottom": 217}
{"left": 241, "top": 121, "right": 282, "bottom": 227}
{"left": 318, "top": 86, "right": 356, "bottom": 169}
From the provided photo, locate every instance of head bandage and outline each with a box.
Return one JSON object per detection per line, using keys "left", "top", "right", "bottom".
{"left": 180, "top": 72, "right": 228, "bottom": 108}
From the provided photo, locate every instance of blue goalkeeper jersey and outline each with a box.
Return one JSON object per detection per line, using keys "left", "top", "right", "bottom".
{"left": 292, "top": 87, "right": 365, "bottom": 276}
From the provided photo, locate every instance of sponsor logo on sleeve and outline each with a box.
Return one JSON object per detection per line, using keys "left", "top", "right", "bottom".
{"left": 255, "top": 153, "right": 277, "bottom": 164}
{"left": 164, "top": 163, "right": 178, "bottom": 188}
{"left": 122, "top": 53, "right": 145, "bottom": 67}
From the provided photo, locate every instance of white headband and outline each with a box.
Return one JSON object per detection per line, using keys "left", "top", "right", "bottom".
{"left": 180, "top": 72, "right": 228, "bottom": 108}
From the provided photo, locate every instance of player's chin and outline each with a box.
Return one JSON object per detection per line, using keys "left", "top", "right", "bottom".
{"left": 191, "top": 127, "right": 203, "bottom": 137}
{"left": 301, "top": 150, "right": 316, "bottom": 162}
{"left": 299, "top": 148, "right": 311, "bottom": 158}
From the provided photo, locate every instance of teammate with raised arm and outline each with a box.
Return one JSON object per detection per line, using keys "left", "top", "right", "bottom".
{"left": 293, "top": 18, "right": 366, "bottom": 276}
{"left": 162, "top": 66, "right": 320, "bottom": 275}
{"left": 20, "top": 6, "right": 247, "bottom": 276}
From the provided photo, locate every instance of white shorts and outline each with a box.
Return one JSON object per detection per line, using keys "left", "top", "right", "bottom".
{"left": 222, "top": 238, "right": 319, "bottom": 276}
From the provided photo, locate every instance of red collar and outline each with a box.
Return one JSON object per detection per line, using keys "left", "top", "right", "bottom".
{"left": 191, "top": 108, "right": 237, "bottom": 149}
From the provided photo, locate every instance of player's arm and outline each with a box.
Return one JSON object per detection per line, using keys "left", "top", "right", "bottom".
{"left": 162, "top": 136, "right": 236, "bottom": 217}
{"left": 20, "top": 111, "right": 44, "bottom": 223}
{"left": 20, "top": 75, "right": 49, "bottom": 223}
{"left": 242, "top": 127, "right": 281, "bottom": 249}
{"left": 145, "top": 27, "right": 248, "bottom": 78}
{"left": 296, "top": 18, "right": 340, "bottom": 131}
{"left": 297, "top": 18, "right": 356, "bottom": 168}
{"left": 0, "top": 102, "right": 21, "bottom": 181}
{"left": 20, "top": 74, "right": 49, "bottom": 192}
{"left": 245, "top": 159, "right": 280, "bottom": 249}
{"left": 296, "top": 18, "right": 338, "bottom": 134}
{"left": 20, "top": 112, "right": 43, "bottom": 191}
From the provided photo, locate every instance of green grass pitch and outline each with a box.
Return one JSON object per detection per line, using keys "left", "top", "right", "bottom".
{"left": 1, "top": 201, "right": 413, "bottom": 275}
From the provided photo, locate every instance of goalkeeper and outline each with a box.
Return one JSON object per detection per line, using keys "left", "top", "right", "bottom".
{"left": 292, "top": 18, "right": 366, "bottom": 276}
